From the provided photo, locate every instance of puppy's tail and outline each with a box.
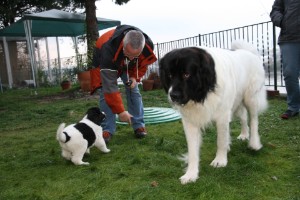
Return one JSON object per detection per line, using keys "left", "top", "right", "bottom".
{"left": 56, "top": 123, "right": 66, "bottom": 142}
{"left": 231, "top": 40, "right": 260, "bottom": 56}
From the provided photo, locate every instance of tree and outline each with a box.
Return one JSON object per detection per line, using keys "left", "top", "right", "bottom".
{"left": 0, "top": 0, "right": 82, "bottom": 29}
{"left": 85, "top": 0, "right": 98, "bottom": 66}
{"left": 84, "top": 0, "right": 130, "bottom": 67}
{"left": 0, "top": 0, "right": 130, "bottom": 66}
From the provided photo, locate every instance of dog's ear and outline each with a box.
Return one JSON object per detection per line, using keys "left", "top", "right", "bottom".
{"left": 192, "top": 48, "right": 216, "bottom": 103}
{"left": 86, "top": 107, "right": 105, "bottom": 125}
{"left": 99, "top": 111, "right": 106, "bottom": 121}
{"left": 87, "top": 107, "right": 100, "bottom": 114}
{"left": 159, "top": 54, "right": 172, "bottom": 93}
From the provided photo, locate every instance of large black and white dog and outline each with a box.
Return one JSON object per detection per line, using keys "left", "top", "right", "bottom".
{"left": 159, "top": 41, "right": 268, "bottom": 184}
{"left": 56, "top": 107, "right": 110, "bottom": 165}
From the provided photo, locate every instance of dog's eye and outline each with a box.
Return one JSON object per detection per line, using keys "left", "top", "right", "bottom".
{"left": 168, "top": 74, "right": 172, "bottom": 79}
{"left": 183, "top": 73, "right": 190, "bottom": 79}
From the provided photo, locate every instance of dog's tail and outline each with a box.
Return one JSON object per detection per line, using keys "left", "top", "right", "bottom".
{"left": 231, "top": 40, "right": 260, "bottom": 56}
{"left": 56, "top": 123, "right": 66, "bottom": 142}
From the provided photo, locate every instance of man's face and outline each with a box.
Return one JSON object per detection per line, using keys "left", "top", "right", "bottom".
{"left": 123, "top": 43, "right": 142, "bottom": 60}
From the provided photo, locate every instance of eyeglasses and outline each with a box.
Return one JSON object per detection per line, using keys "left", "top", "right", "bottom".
{"left": 123, "top": 48, "right": 141, "bottom": 60}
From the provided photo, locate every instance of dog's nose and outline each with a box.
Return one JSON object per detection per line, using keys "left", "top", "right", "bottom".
{"left": 170, "top": 91, "right": 182, "bottom": 102}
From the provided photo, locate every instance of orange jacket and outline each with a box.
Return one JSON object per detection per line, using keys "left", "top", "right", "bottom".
{"left": 90, "top": 25, "right": 157, "bottom": 114}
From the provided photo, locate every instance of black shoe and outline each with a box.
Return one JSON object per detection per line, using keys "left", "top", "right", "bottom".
{"left": 281, "top": 110, "right": 299, "bottom": 119}
{"left": 134, "top": 127, "right": 147, "bottom": 138}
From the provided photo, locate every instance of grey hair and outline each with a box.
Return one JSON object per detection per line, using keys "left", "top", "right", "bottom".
{"left": 123, "top": 30, "right": 145, "bottom": 50}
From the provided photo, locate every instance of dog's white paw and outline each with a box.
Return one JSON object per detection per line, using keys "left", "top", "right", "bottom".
{"left": 103, "top": 149, "right": 110, "bottom": 153}
{"left": 210, "top": 156, "right": 228, "bottom": 168}
{"left": 248, "top": 135, "right": 263, "bottom": 150}
{"left": 99, "top": 146, "right": 110, "bottom": 153}
{"left": 179, "top": 173, "right": 199, "bottom": 184}
{"left": 79, "top": 162, "right": 90, "bottom": 165}
{"left": 72, "top": 160, "right": 90, "bottom": 165}
{"left": 62, "top": 153, "right": 71, "bottom": 160}
{"left": 237, "top": 134, "right": 249, "bottom": 141}
{"left": 248, "top": 142, "right": 263, "bottom": 151}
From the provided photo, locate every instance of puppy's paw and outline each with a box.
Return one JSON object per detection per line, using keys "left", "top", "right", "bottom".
{"left": 179, "top": 173, "right": 198, "bottom": 184}
{"left": 99, "top": 146, "right": 110, "bottom": 153}
{"left": 73, "top": 161, "right": 90, "bottom": 165}
{"left": 210, "top": 156, "right": 227, "bottom": 168}
{"left": 103, "top": 149, "right": 110, "bottom": 153}
{"left": 80, "top": 162, "right": 90, "bottom": 165}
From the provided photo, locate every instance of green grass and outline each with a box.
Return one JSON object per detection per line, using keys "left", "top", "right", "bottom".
{"left": 0, "top": 86, "right": 299, "bottom": 200}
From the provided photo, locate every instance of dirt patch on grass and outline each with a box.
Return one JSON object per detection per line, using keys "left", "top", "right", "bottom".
{"left": 38, "top": 88, "right": 98, "bottom": 103}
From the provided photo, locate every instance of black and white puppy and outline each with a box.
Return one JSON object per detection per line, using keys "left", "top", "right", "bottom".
{"left": 56, "top": 107, "right": 110, "bottom": 165}
{"left": 159, "top": 41, "right": 268, "bottom": 184}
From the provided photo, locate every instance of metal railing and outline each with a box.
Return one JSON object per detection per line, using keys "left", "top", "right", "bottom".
{"left": 148, "top": 21, "right": 283, "bottom": 91}
{"left": 13, "top": 21, "right": 282, "bottom": 91}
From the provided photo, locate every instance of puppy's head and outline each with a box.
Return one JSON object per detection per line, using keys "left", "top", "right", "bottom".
{"left": 159, "top": 47, "right": 216, "bottom": 105}
{"left": 85, "top": 107, "right": 106, "bottom": 125}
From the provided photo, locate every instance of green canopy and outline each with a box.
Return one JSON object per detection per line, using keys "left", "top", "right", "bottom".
{"left": 0, "top": 9, "right": 121, "bottom": 37}
{"left": 0, "top": 9, "right": 120, "bottom": 89}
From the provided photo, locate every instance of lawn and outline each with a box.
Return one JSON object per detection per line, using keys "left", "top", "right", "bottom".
{"left": 0, "top": 85, "right": 299, "bottom": 200}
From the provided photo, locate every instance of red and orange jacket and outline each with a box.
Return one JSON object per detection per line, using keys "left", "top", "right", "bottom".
{"left": 90, "top": 25, "right": 157, "bottom": 114}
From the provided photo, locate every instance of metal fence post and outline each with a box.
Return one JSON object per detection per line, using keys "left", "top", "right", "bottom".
{"left": 272, "top": 24, "right": 278, "bottom": 91}
{"left": 156, "top": 42, "right": 160, "bottom": 61}
{"left": 198, "top": 34, "right": 201, "bottom": 46}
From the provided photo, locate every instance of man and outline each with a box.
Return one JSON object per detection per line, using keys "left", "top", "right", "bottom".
{"left": 270, "top": 0, "right": 300, "bottom": 119}
{"left": 91, "top": 25, "right": 157, "bottom": 142}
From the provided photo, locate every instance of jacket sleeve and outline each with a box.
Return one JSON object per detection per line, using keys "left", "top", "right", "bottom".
{"left": 101, "top": 68, "right": 125, "bottom": 114}
{"left": 270, "top": 0, "right": 284, "bottom": 27}
{"left": 100, "top": 43, "right": 125, "bottom": 114}
{"left": 92, "top": 48, "right": 101, "bottom": 68}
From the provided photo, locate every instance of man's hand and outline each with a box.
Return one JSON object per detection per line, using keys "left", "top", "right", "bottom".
{"left": 129, "top": 78, "right": 137, "bottom": 89}
{"left": 118, "top": 111, "right": 133, "bottom": 124}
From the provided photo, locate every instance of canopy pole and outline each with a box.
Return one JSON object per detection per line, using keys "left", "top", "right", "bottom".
{"left": 56, "top": 37, "right": 62, "bottom": 82}
{"left": 35, "top": 39, "right": 41, "bottom": 86}
{"left": 24, "top": 20, "right": 37, "bottom": 87}
{"left": 36, "top": 39, "right": 41, "bottom": 70}
{"left": 45, "top": 38, "right": 52, "bottom": 83}
{"left": 72, "top": 36, "right": 79, "bottom": 68}
{"left": 2, "top": 37, "right": 13, "bottom": 88}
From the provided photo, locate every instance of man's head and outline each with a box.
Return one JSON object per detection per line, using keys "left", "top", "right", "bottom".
{"left": 123, "top": 30, "right": 145, "bottom": 60}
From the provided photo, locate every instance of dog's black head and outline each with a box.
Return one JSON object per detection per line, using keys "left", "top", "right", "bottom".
{"left": 159, "top": 47, "right": 216, "bottom": 105}
{"left": 86, "top": 107, "right": 106, "bottom": 125}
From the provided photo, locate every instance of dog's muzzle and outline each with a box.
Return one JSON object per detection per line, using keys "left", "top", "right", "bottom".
{"left": 169, "top": 90, "right": 189, "bottom": 106}
{"left": 170, "top": 90, "right": 182, "bottom": 102}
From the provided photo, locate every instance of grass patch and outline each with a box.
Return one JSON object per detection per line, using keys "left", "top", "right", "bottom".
{"left": 0, "top": 86, "right": 299, "bottom": 200}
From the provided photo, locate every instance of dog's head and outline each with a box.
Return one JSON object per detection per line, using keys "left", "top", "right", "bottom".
{"left": 159, "top": 47, "right": 216, "bottom": 105}
{"left": 85, "top": 107, "right": 106, "bottom": 125}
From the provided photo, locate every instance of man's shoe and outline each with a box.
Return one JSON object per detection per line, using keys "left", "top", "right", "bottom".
{"left": 281, "top": 110, "right": 299, "bottom": 119}
{"left": 134, "top": 127, "right": 147, "bottom": 138}
{"left": 103, "top": 131, "right": 112, "bottom": 143}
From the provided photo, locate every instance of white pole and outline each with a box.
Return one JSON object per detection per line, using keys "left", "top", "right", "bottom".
{"left": 24, "top": 20, "right": 36, "bottom": 87}
{"left": 72, "top": 36, "right": 79, "bottom": 66}
{"left": 45, "top": 38, "right": 52, "bottom": 82}
{"left": 2, "top": 37, "right": 13, "bottom": 88}
{"left": 56, "top": 37, "right": 62, "bottom": 82}
{"left": 36, "top": 39, "right": 41, "bottom": 69}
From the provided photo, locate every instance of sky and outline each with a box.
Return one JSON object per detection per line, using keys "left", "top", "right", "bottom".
{"left": 43, "top": 0, "right": 275, "bottom": 59}
{"left": 96, "top": 0, "right": 274, "bottom": 43}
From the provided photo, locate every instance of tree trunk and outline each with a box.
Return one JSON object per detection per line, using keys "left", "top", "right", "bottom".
{"left": 85, "top": 0, "right": 99, "bottom": 67}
